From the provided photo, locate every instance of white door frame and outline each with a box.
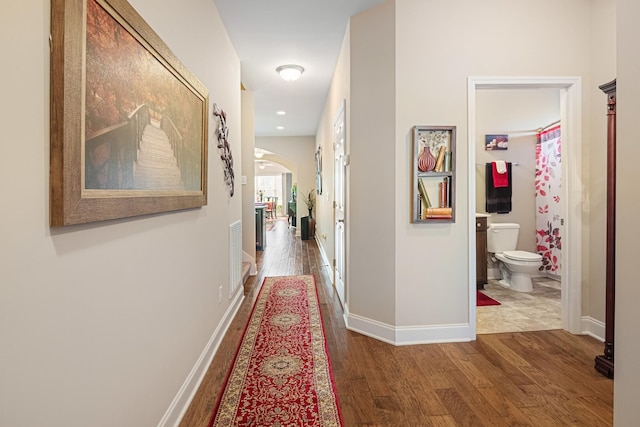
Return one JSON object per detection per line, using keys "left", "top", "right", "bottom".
{"left": 333, "top": 99, "right": 347, "bottom": 309}
{"left": 467, "top": 76, "right": 583, "bottom": 337}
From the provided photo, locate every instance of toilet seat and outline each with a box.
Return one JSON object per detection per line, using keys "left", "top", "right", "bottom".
{"left": 503, "top": 250, "right": 542, "bottom": 262}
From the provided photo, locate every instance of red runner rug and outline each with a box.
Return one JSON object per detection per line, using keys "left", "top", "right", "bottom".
{"left": 208, "top": 275, "right": 343, "bottom": 427}
{"left": 477, "top": 290, "right": 501, "bottom": 306}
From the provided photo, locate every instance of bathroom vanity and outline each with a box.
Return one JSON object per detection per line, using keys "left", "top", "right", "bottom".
{"left": 476, "top": 214, "right": 489, "bottom": 289}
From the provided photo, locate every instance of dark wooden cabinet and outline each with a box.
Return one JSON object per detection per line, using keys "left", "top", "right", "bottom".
{"left": 595, "top": 79, "right": 616, "bottom": 379}
{"left": 476, "top": 216, "right": 488, "bottom": 289}
{"left": 255, "top": 206, "right": 266, "bottom": 251}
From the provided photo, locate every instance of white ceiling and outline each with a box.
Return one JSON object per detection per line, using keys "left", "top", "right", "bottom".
{"left": 213, "top": 0, "right": 385, "bottom": 137}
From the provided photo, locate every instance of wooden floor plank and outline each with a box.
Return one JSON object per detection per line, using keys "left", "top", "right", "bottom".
{"left": 179, "top": 220, "right": 613, "bottom": 426}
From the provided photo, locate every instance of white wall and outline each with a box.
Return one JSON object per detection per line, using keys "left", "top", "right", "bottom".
{"left": 0, "top": 0, "right": 241, "bottom": 426}
{"left": 615, "top": 0, "right": 640, "bottom": 423}
{"left": 394, "top": 0, "right": 597, "bottom": 333}
{"left": 314, "top": 25, "right": 351, "bottom": 289}
{"left": 241, "top": 90, "right": 257, "bottom": 265}
{"left": 349, "top": 1, "right": 397, "bottom": 328}
{"left": 327, "top": 0, "right": 609, "bottom": 343}
{"left": 587, "top": 0, "right": 616, "bottom": 327}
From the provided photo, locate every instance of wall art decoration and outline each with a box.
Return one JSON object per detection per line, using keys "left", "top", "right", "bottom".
{"left": 485, "top": 134, "right": 509, "bottom": 151}
{"left": 213, "top": 103, "right": 234, "bottom": 197}
{"left": 50, "top": 0, "right": 209, "bottom": 226}
{"left": 315, "top": 146, "right": 323, "bottom": 195}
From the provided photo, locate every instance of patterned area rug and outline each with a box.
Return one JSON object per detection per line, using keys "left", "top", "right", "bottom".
{"left": 208, "top": 275, "right": 343, "bottom": 427}
{"left": 477, "top": 290, "right": 501, "bottom": 306}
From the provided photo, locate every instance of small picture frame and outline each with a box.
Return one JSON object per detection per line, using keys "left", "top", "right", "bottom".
{"left": 485, "top": 134, "right": 509, "bottom": 151}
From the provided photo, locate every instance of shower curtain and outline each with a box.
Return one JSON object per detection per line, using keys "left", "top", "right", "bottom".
{"left": 535, "top": 125, "right": 562, "bottom": 276}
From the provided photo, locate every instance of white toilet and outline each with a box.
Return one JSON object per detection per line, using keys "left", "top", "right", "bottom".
{"left": 487, "top": 223, "right": 542, "bottom": 292}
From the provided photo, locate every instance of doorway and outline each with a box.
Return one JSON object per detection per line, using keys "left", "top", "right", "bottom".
{"left": 467, "top": 76, "right": 583, "bottom": 337}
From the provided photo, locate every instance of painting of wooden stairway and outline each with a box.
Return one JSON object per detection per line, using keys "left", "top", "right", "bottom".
{"left": 133, "top": 118, "right": 184, "bottom": 190}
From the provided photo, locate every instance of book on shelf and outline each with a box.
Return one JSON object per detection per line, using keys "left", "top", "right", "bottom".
{"left": 444, "top": 151, "right": 451, "bottom": 172}
{"left": 424, "top": 207, "right": 452, "bottom": 219}
{"left": 417, "top": 177, "right": 431, "bottom": 208}
{"left": 435, "top": 146, "right": 447, "bottom": 172}
{"left": 438, "top": 178, "right": 448, "bottom": 208}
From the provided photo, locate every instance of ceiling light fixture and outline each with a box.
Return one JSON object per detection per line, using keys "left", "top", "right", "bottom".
{"left": 276, "top": 126, "right": 285, "bottom": 130}
{"left": 276, "top": 110, "right": 286, "bottom": 115}
{"left": 276, "top": 64, "right": 304, "bottom": 82}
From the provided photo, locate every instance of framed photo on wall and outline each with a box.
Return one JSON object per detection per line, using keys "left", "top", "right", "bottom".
{"left": 485, "top": 134, "right": 509, "bottom": 151}
{"left": 50, "top": 0, "right": 209, "bottom": 226}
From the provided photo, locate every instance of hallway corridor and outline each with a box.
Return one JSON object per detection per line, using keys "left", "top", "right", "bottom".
{"left": 179, "top": 220, "right": 612, "bottom": 426}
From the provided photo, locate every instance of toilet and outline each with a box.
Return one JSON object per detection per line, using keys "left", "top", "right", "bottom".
{"left": 487, "top": 223, "right": 542, "bottom": 292}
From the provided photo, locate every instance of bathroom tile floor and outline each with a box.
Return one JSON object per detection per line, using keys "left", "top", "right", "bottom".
{"left": 477, "top": 276, "right": 561, "bottom": 334}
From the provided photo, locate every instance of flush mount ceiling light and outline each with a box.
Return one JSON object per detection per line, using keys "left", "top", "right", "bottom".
{"left": 276, "top": 64, "right": 304, "bottom": 82}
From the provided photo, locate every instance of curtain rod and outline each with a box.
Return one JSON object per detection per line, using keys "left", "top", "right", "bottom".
{"left": 489, "top": 120, "right": 561, "bottom": 135}
{"left": 538, "top": 119, "right": 560, "bottom": 132}
{"left": 476, "top": 161, "right": 520, "bottom": 166}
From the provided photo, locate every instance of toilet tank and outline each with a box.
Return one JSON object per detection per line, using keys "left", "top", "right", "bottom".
{"left": 487, "top": 223, "right": 520, "bottom": 253}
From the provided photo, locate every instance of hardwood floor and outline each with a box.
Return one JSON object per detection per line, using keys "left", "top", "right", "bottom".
{"left": 179, "top": 219, "right": 613, "bottom": 426}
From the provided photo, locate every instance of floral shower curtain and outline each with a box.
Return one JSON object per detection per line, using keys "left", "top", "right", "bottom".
{"left": 535, "top": 125, "right": 562, "bottom": 276}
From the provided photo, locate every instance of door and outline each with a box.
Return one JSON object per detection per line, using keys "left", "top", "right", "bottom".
{"left": 334, "top": 100, "right": 346, "bottom": 307}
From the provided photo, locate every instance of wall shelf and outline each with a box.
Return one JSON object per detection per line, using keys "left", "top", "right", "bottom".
{"left": 411, "top": 125, "right": 456, "bottom": 223}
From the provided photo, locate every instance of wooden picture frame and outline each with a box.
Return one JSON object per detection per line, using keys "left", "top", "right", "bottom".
{"left": 50, "top": 0, "right": 209, "bottom": 226}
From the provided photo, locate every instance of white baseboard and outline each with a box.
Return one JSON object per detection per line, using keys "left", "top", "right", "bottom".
{"left": 316, "top": 238, "right": 333, "bottom": 286}
{"left": 345, "top": 312, "right": 473, "bottom": 346}
{"left": 157, "top": 288, "right": 244, "bottom": 427}
{"left": 242, "top": 251, "right": 257, "bottom": 275}
{"left": 581, "top": 316, "right": 605, "bottom": 342}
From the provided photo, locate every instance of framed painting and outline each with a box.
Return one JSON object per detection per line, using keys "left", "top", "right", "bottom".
{"left": 50, "top": 0, "right": 209, "bottom": 226}
{"left": 485, "top": 134, "right": 508, "bottom": 151}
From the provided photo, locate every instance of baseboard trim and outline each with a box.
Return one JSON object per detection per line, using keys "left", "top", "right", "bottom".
{"left": 316, "top": 238, "right": 333, "bottom": 286}
{"left": 581, "top": 316, "right": 605, "bottom": 342}
{"left": 242, "top": 251, "right": 257, "bottom": 275}
{"left": 157, "top": 288, "right": 244, "bottom": 427}
{"left": 345, "top": 312, "right": 472, "bottom": 346}
{"left": 346, "top": 312, "right": 396, "bottom": 345}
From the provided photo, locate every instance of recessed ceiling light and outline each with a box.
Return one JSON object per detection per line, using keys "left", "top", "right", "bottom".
{"left": 276, "top": 126, "right": 285, "bottom": 130}
{"left": 276, "top": 110, "right": 286, "bottom": 115}
{"left": 276, "top": 64, "right": 304, "bottom": 82}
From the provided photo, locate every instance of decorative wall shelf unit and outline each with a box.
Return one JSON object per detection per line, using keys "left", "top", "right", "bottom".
{"left": 411, "top": 125, "right": 456, "bottom": 223}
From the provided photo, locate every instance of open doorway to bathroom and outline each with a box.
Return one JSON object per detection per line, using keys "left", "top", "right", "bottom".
{"left": 468, "top": 76, "right": 583, "bottom": 337}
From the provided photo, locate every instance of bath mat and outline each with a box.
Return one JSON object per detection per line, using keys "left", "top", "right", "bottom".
{"left": 477, "top": 290, "right": 501, "bottom": 306}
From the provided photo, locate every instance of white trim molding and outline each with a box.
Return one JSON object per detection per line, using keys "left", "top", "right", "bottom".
{"left": 581, "top": 316, "right": 605, "bottom": 342}
{"left": 345, "top": 312, "right": 472, "bottom": 346}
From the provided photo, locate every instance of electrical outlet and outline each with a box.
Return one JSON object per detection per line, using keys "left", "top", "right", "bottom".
{"left": 218, "top": 285, "right": 223, "bottom": 303}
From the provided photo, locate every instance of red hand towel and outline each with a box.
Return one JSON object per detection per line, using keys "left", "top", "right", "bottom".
{"left": 492, "top": 161, "right": 509, "bottom": 188}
